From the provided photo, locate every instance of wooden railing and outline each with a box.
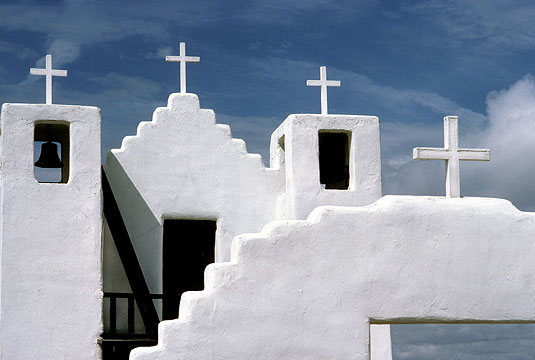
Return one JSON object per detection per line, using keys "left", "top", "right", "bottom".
{"left": 104, "top": 292, "right": 163, "bottom": 336}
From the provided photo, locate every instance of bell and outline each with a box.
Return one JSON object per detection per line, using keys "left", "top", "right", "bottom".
{"left": 35, "top": 141, "right": 63, "bottom": 168}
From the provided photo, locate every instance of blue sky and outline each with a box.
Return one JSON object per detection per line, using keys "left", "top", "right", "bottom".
{"left": 2, "top": 0, "right": 535, "bottom": 358}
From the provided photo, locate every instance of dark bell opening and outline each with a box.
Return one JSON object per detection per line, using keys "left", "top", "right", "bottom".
{"left": 319, "top": 132, "right": 350, "bottom": 190}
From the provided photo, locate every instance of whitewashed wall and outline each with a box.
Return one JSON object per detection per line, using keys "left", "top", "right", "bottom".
{"left": 104, "top": 93, "right": 385, "bottom": 350}
{"left": 0, "top": 104, "right": 102, "bottom": 359}
{"left": 270, "top": 114, "right": 382, "bottom": 219}
{"left": 104, "top": 94, "right": 282, "bottom": 294}
{"left": 105, "top": 93, "right": 383, "bottom": 295}
{"left": 131, "top": 196, "right": 535, "bottom": 359}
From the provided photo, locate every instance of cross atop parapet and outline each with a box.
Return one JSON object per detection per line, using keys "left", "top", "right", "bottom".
{"left": 307, "top": 66, "right": 340, "bottom": 115}
{"left": 29, "top": 54, "right": 67, "bottom": 105}
{"left": 166, "top": 42, "right": 200, "bottom": 94}
{"left": 413, "top": 116, "right": 490, "bottom": 198}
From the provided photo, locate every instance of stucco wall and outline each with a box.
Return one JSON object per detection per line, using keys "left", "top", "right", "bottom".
{"left": 105, "top": 93, "right": 384, "bottom": 295}
{"left": 131, "top": 196, "right": 535, "bottom": 359}
{"left": 0, "top": 104, "right": 102, "bottom": 359}
{"left": 105, "top": 93, "right": 282, "bottom": 293}
{"left": 270, "top": 114, "right": 382, "bottom": 219}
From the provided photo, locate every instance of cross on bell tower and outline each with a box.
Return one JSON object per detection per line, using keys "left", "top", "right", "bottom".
{"left": 29, "top": 54, "right": 68, "bottom": 105}
{"left": 306, "top": 66, "right": 340, "bottom": 115}
{"left": 165, "top": 42, "right": 200, "bottom": 94}
{"left": 413, "top": 116, "right": 490, "bottom": 198}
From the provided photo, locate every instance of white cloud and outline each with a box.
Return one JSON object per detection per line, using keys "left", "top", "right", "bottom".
{"left": 387, "top": 155, "right": 413, "bottom": 170}
{"left": 338, "top": 70, "right": 487, "bottom": 129}
{"left": 0, "top": 40, "right": 38, "bottom": 59}
{"left": 0, "top": 0, "right": 377, "bottom": 67}
{"left": 89, "top": 72, "right": 164, "bottom": 100}
{"left": 47, "top": 39, "right": 81, "bottom": 66}
{"left": 145, "top": 46, "right": 174, "bottom": 60}
{"left": 406, "top": 0, "right": 535, "bottom": 52}
{"left": 0, "top": 1, "right": 169, "bottom": 65}
{"left": 464, "top": 74, "right": 535, "bottom": 209}
{"left": 246, "top": 57, "right": 485, "bottom": 125}
{"left": 232, "top": 0, "right": 376, "bottom": 25}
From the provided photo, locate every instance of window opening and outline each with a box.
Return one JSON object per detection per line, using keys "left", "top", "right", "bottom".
{"left": 34, "top": 123, "right": 69, "bottom": 183}
{"left": 375, "top": 323, "right": 535, "bottom": 360}
{"left": 277, "top": 135, "right": 286, "bottom": 168}
{"left": 318, "top": 131, "right": 350, "bottom": 190}
{"left": 162, "top": 219, "right": 216, "bottom": 320}
{"left": 278, "top": 135, "right": 285, "bottom": 152}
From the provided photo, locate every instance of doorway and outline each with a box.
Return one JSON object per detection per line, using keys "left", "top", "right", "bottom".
{"left": 162, "top": 219, "right": 216, "bottom": 320}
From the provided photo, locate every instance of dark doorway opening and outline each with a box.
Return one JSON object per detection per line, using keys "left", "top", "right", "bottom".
{"left": 318, "top": 131, "right": 350, "bottom": 190}
{"left": 162, "top": 219, "right": 216, "bottom": 320}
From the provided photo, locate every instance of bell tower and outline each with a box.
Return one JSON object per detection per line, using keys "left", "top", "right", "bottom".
{"left": 270, "top": 66, "right": 382, "bottom": 220}
{"left": 0, "top": 102, "right": 103, "bottom": 359}
{"left": 270, "top": 113, "right": 382, "bottom": 219}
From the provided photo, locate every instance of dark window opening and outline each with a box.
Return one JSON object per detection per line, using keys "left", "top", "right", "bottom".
{"left": 278, "top": 135, "right": 285, "bottom": 152}
{"left": 277, "top": 135, "right": 286, "bottom": 168}
{"left": 162, "top": 219, "right": 216, "bottom": 320}
{"left": 34, "top": 122, "right": 69, "bottom": 183}
{"left": 318, "top": 131, "right": 350, "bottom": 190}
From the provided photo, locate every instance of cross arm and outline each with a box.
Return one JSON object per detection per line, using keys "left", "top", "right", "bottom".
{"left": 458, "top": 148, "right": 490, "bottom": 161}
{"left": 413, "top": 147, "right": 450, "bottom": 160}
{"left": 29, "top": 68, "right": 47, "bottom": 75}
{"left": 51, "top": 69, "right": 68, "bottom": 77}
{"left": 165, "top": 56, "right": 200, "bottom": 63}
{"left": 306, "top": 80, "right": 341, "bottom": 87}
{"left": 185, "top": 56, "right": 200, "bottom": 62}
{"left": 165, "top": 56, "right": 180, "bottom": 62}
{"left": 325, "top": 80, "right": 341, "bottom": 87}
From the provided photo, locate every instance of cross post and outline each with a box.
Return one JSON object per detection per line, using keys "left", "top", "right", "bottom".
{"left": 166, "top": 42, "right": 200, "bottom": 94}
{"left": 306, "top": 66, "right": 340, "bottom": 115}
{"left": 413, "top": 116, "right": 490, "bottom": 198}
{"left": 29, "top": 54, "right": 68, "bottom": 105}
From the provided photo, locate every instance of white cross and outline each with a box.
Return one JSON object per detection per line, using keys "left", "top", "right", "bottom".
{"left": 413, "top": 116, "right": 490, "bottom": 198}
{"left": 166, "top": 42, "right": 200, "bottom": 94}
{"left": 29, "top": 54, "right": 67, "bottom": 105}
{"left": 306, "top": 66, "right": 341, "bottom": 115}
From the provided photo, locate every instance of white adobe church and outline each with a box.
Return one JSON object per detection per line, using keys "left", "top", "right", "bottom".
{"left": 1, "top": 43, "right": 534, "bottom": 360}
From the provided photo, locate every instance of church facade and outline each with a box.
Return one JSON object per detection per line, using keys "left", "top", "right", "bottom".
{"left": 1, "top": 48, "right": 533, "bottom": 360}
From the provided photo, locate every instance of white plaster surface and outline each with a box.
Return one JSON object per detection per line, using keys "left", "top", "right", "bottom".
{"left": 131, "top": 195, "right": 535, "bottom": 359}
{"left": 105, "top": 93, "right": 282, "bottom": 293}
{"left": 0, "top": 103, "right": 102, "bottom": 359}
{"left": 270, "top": 113, "right": 382, "bottom": 219}
{"left": 105, "top": 93, "right": 383, "bottom": 295}
{"left": 104, "top": 93, "right": 385, "bottom": 350}
{"left": 370, "top": 325, "right": 393, "bottom": 360}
